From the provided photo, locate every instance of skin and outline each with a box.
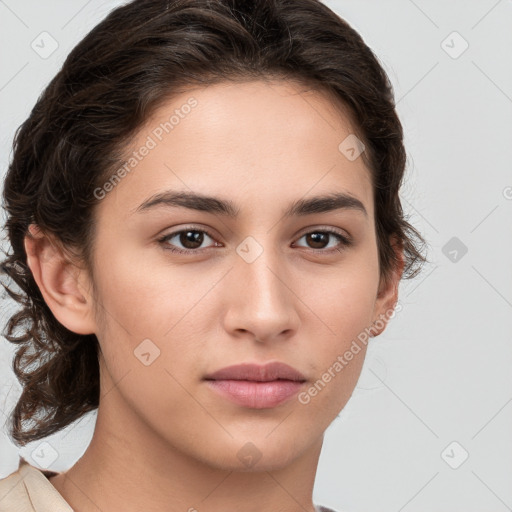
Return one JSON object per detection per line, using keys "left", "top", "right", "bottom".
{"left": 24, "top": 80, "right": 403, "bottom": 512}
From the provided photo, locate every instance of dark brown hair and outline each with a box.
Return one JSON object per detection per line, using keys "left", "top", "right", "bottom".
{"left": 1, "top": 0, "right": 427, "bottom": 446}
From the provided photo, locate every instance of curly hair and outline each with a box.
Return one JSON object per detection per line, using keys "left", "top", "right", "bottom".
{"left": 0, "top": 0, "right": 427, "bottom": 447}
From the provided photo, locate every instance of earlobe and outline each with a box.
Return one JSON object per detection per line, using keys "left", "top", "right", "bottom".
{"left": 24, "top": 224, "right": 96, "bottom": 335}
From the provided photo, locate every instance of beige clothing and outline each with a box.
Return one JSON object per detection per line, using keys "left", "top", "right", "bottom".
{"left": 0, "top": 456, "right": 338, "bottom": 512}
{"left": 0, "top": 457, "right": 72, "bottom": 511}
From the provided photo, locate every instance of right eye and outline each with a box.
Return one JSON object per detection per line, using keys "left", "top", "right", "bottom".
{"left": 157, "top": 227, "right": 221, "bottom": 254}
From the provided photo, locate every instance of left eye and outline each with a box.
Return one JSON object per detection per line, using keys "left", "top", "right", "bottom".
{"left": 294, "top": 230, "right": 351, "bottom": 251}
{"left": 158, "top": 228, "right": 351, "bottom": 254}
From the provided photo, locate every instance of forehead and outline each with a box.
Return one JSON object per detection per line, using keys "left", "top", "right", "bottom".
{"left": 95, "top": 79, "right": 374, "bottom": 222}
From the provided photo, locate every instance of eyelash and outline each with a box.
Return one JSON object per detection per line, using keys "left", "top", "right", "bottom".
{"left": 157, "top": 225, "right": 352, "bottom": 255}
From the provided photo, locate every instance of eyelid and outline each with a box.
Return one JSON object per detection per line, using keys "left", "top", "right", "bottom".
{"left": 295, "top": 225, "right": 352, "bottom": 243}
{"left": 157, "top": 224, "right": 353, "bottom": 254}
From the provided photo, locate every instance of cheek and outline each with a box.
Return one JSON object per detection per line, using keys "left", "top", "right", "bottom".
{"left": 294, "top": 260, "right": 378, "bottom": 413}
{"left": 91, "top": 241, "right": 184, "bottom": 334}
{"left": 311, "top": 283, "right": 374, "bottom": 384}
{"left": 90, "top": 254, "right": 203, "bottom": 416}
{"left": 90, "top": 247, "right": 215, "bottom": 380}
{"left": 300, "top": 254, "right": 379, "bottom": 338}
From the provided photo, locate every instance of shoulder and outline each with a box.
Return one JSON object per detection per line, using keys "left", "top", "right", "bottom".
{"left": 0, "top": 457, "right": 73, "bottom": 512}
{"left": 316, "top": 505, "right": 340, "bottom": 512}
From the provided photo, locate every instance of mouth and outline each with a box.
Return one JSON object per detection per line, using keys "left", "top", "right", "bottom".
{"left": 204, "top": 380, "right": 305, "bottom": 409}
{"left": 203, "top": 361, "right": 307, "bottom": 409}
{"left": 203, "top": 361, "right": 307, "bottom": 382}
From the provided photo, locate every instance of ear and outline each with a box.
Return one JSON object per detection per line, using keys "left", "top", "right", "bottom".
{"left": 24, "top": 224, "right": 97, "bottom": 335}
{"left": 370, "top": 236, "right": 405, "bottom": 337}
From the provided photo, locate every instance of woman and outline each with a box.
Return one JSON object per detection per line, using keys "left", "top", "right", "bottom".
{"left": 0, "top": 0, "right": 426, "bottom": 511}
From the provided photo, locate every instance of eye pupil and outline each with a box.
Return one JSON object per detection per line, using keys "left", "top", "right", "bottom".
{"left": 307, "top": 232, "right": 328, "bottom": 249}
{"left": 181, "top": 230, "right": 203, "bottom": 249}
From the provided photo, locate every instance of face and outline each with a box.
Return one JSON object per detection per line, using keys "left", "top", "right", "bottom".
{"left": 51, "top": 80, "right": 399, "bottom": 471}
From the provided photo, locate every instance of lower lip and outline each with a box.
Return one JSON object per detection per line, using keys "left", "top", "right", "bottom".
{"left": 205, "top": 379, "right": 305, "bottom": 408}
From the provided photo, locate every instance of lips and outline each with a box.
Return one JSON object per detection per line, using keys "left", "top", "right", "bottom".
{"left": 203, "top": 362, "right": 307, "bottom": 408}
{"left": 203, "top": 362, "right": 306, "bottom": 382}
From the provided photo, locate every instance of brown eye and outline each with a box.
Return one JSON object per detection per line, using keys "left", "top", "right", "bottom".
{"left": 177, "top": 230, "right": 204, "bottom": 249}
{"left": 158, "top": 228, "right": 218, "bottom": 254}
{"left": 294, "top": 229, "right": 352, "bottom": 252}
{"left": 305, "top": 232, "right": 329, "bottom": 249}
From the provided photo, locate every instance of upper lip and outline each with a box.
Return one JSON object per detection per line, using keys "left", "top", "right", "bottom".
{"left": 204, "top": 362, "right": 306, "bottom": 382}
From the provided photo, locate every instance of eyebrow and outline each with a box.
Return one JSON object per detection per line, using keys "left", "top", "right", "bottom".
{"left": 132, "top": 190, "right": 368, "bottom": 218}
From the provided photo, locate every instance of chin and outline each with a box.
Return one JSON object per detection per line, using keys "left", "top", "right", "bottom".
{"left": 197, "top": 435, "right": 316, "bottom": 473}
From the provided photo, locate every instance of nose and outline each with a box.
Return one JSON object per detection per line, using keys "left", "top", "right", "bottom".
{"left": 222, "top": 239, "right": 300, "bottom": 344}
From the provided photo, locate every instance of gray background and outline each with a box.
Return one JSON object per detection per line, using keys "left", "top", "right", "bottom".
{"left": 1, "top": 1, "right": 511, "bottom": 511}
